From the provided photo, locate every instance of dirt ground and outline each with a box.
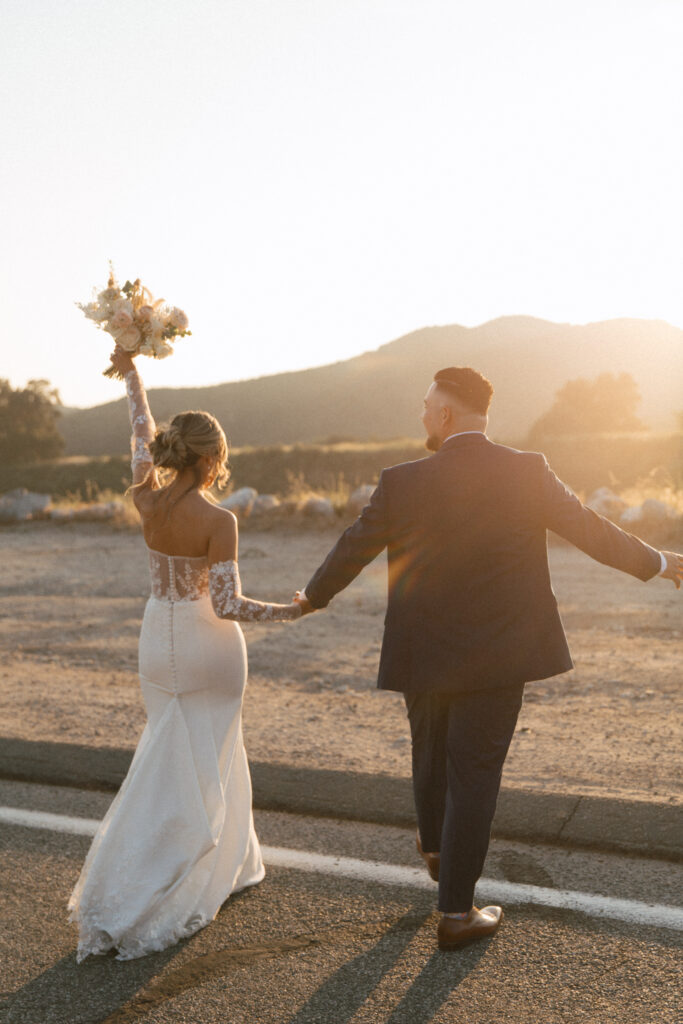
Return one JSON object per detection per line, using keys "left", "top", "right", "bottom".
{"left": 0, "top": 522, "right": 680, "bottom": 805}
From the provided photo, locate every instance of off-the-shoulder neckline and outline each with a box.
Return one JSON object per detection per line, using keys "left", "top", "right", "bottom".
{"left": 146, "top": 545, "right": 207, "bottom": 561}
{"left": 145, "top": 545, "right": 237, "bottom": 564}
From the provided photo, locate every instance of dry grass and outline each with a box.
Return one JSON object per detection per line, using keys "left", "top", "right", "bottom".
{"left": 281, "top": 470, "right": 352, "bottom": 512}
{"left": 49, "top": 488, "right": 140, "bottom": 530}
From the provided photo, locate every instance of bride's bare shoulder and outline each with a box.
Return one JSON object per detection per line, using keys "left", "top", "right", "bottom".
{"left": 204, "top": 502, "right": 238, "bottom": 536}
{"left": 207, "top": 505, "right": 238, "bottom": 562}
{"left": 209, "top": 504, "right": 237, "bottom": 526}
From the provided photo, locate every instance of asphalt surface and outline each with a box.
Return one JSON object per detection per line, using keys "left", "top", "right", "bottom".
{"left": 1, "top": 780, "right": 682, "bottom": 1024}
{"left": 1, "top": 737, "right": 680, "bottom": 861}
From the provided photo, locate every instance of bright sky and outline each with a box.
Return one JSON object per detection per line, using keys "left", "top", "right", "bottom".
{"left": 2, "top": 0, "right": 681, "bottom": 408}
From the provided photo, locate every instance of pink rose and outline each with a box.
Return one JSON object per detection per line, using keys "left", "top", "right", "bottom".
{"left": 137, "top": 305, "right": 154, "bottom": 322}
{"left": 115, "top": 326, "right": 142, "bottom": 352}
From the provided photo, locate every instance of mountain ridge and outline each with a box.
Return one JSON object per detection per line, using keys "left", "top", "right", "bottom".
{"left": 59, "top": 316, "right": 682, "bottom": 455}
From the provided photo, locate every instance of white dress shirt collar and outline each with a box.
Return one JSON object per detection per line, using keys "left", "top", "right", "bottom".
{"left": 442, "top": 430, "right": 487, "bottom": 444}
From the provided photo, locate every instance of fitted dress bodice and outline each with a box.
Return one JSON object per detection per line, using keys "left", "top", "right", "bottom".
{"left": 147, "top": 548, "right": 210, "bottom": 603}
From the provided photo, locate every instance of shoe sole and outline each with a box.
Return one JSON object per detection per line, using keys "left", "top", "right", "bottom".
{"left": 438, "top": 928, "right": 499, "bottom": 951}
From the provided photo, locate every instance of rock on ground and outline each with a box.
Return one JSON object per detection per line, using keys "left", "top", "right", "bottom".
{"left": 0, "top": 489, "right": 52, "bottom": 523}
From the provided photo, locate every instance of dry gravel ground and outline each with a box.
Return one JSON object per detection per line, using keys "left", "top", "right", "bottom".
{"left": 0, "top": 521, "right": 680, "bottom": 805}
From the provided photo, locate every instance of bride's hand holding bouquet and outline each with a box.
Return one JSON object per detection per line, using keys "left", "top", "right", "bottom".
{"left": 109, "top": 344, "right": 136, "bottom": 379}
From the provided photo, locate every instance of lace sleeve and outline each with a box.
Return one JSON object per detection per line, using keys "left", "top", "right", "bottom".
{"left": 209, "top": 560, "right": 302, "bottom": 622}
{"left": 124, "top": 367, "right": 156, "bottom": 483}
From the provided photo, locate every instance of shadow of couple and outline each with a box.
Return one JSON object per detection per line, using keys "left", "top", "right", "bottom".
{"left": 3, "top": 901, "right": 491, "bottom": 1024}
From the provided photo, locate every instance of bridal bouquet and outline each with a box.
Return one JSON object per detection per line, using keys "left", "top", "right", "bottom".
{"left": 77, "top": 267, "right": 191, "bottom": 379}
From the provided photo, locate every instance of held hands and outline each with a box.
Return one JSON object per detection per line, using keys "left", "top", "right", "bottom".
{"left": 109, "top": 345, "right": 136, "bottom": 379}
{"left": 659, "top": 551, "right": 683, "bottom": 590}
{"left": 293, "top": 591, "right": 316, "bottom": 615}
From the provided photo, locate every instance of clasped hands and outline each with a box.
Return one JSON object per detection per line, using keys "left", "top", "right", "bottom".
{"left": 292, "top": 591, "right": 316, "bottom": 615}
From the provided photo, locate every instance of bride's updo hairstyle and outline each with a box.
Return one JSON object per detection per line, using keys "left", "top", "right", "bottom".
{"left": 149, "top": 411, "right": 229, "bottom": 489}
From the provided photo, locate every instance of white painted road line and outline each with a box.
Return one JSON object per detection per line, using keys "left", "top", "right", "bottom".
{"left": 3, "top": 805, "right": 682, "bottom": 933}
{"left": 1, "top": 806, "right": 101, "bottom": 836}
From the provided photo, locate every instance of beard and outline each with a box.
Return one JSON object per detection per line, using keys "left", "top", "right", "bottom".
{"left": 425, "top": 434, "right": 441, "bottom": 452}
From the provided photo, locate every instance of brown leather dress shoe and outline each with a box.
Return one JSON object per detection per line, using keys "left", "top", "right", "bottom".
{"left": 415, "top": 832, "right": 440, "bottom": 882}
{"left": 437, "top": 906, "right": 503, "bottom": 950}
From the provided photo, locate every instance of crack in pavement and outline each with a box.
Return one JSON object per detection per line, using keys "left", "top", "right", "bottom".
{"left": 557, "top": 794, "right": 582, "bottom": 841}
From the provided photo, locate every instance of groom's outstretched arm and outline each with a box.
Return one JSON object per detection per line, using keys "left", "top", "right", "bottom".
{"left": 304, "top": 474, "right": 390, "bottom": 609}
{"left": 537, "top": 455, "right": 663, "bottom": 581}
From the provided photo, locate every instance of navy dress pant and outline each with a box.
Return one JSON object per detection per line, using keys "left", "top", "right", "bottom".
{"left": 404, "top": 684, "right": 525, "bottom": 913}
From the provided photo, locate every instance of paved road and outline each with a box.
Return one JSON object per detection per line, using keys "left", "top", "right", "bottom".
{"left": 1, "top": 781, "right": 681, "bottom": 1024}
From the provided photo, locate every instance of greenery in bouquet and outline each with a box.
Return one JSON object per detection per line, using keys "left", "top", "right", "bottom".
{"left": 77, "top": 266, "right": 191, "bottom": 378}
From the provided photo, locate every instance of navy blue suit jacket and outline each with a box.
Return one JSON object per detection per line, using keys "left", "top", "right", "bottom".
{"left": 305, "top": 433, "right": 662, "bottom": 694}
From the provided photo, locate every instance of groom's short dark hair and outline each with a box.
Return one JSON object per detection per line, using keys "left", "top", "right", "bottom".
{"left": 433, "top": 367, "right": 493, "bottom": 415}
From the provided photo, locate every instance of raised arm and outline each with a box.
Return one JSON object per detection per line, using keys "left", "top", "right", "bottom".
{"left": 110, "top": 346, "right": 157, "bottom": 487}
{"left": 208, "top": 513, "right": 302, "bottom": 622}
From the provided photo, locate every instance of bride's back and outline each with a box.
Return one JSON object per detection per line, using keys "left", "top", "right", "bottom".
{"left": 136, "top": 486, "right": 230, "bottom": 559}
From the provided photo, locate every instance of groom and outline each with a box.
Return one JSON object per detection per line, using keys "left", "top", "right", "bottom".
{"left": 296, "top": 366, "right": 682, "bottom": 951}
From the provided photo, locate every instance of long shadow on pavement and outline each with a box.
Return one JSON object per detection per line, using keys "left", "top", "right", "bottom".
{"left": 286, "top": 908, "right": 490, "bottom": 1024}
{"left": 385, "top": 943, "right": 489, "bottom": 1024}
{"left": 2, "top": 945, "right": 181, "bottom": 1024}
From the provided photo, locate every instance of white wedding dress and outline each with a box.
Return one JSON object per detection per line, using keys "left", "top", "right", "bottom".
{"left": 68, "top": 368, "right": 300, "bottom": 962}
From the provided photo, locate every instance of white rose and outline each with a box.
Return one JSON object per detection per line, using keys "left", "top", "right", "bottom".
{"left": 111, "top": 309, "right": 133, "bottom": 329}
{"left": 168, "top": 307, "right": 189, "bottom": 331}
{"left": 114, "top": 325, "right": 142, "bottom": 352}
{"left": 137, "top": 304, "right": 154, "bottom": 322}
{"left": 152, "top": 337, "right": 173, "bottom": 359}
{"left": 80, "top": 302, "right": 108, "bottom": 323}
{"left": 111, "top": 297, "right": 134, "bottom": 317}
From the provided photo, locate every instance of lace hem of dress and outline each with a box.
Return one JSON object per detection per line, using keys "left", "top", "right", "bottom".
{"left": 68, "top": 870, "right": 265, "bottom": 962}
{"left": 69, "top": 903, "right": 212, "bottom": 962}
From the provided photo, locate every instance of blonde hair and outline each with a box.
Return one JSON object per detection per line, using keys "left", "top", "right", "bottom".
{"left": 148, "top": 410, "right": 230, "bottom": 490}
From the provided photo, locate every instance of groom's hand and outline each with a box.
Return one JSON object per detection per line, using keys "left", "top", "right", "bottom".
{"left": 659, "top": 551, "right": 683, "bottom": 589}
{"left": 293, "top": 591, "right": 316, "bottom": 615}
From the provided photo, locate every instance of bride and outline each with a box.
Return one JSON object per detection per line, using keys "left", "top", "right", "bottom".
{"left": 68, "top": 345, "right": 304, "bottom": 962}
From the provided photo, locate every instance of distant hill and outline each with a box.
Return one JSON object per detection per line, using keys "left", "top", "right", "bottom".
{"left": 60, "top": 316, "right": 683, "bottom": 455}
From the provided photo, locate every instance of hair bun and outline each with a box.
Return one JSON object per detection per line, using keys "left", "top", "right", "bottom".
{"left": 150, "top": 424, "right": 189, "bottom": 471}
{"left": 146, "top": 409, "right": 229, "bottom": 488}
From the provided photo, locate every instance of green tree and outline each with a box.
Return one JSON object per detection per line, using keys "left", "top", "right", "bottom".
{"left": 528, "top": 372, "right": 646, "bottom": 442}
{"left": 0, "top": 379, "right": 65, "bottom": 464}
